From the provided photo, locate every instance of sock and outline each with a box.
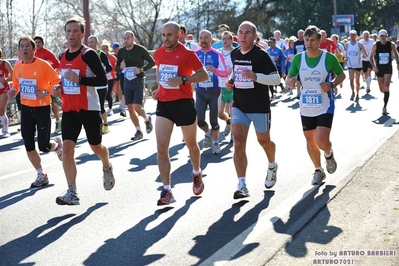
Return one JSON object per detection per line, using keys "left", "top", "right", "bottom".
{"left": 206, "top": 129, "right": 211, "bottom": 136}
{"left": 0, "top": 115, "right": 8, "bottom": 133}
{"left": 213, "top": 141, "right": 218, "bottom": 144}
{"left": 316, "top": 166, "right": 324, "bottom": 172}
{"left": 324, "top": 150, "right": 333, "bottom": 158}
{"left": 238, "top": 177, "right": 246, "bottom": 185}
{"left": 37, "top": 168, "right": 43, "bottom": 174}
{"left": 192, "top": 168, "right": 201, "bottom": 175}
{"left": 226, "top": 119, "right": 231, "bottom": 124}
{"left": 136, "top": 126, "right": 141, "bottom": 132}
{"left": 268, "top": 162, "right": 276, "bottom": 169}
{"left": 383, "top": 91, "right": 390, "bottom": 107}
{"left": 366, "top": 76, "right": 371, "bottom": 87}
{"left": 163, "top": 185, "right": 171, "bottom": 191}
{"left": 68, "top": 184, "right": 77, "bottom": 193}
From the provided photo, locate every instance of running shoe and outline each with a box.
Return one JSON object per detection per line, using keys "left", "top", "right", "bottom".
{"left": 31, "top": 173, "right": 49, "bottom": 188}
{"left": 54, "top": 120, "right": 62, "bottom": 134}
{"left": 311, "top": 170, "right": 326, "bottom": 185}
{"left": 145, "top": 116, "right": 153, "bottom": 134}
{"left": 157, "top": 189, "right": 176, "bottom": 206}
{"left": 102, "top": 125, "right": 110, "bottom": 134}
{"left": 192, "top": 171, "right": 204, "bottom": 195}
{"left": 296, "top": 92, "right": 301, "bottom": 100}
{"left": 131, "top": 130, "right": 143, "bottom": 141}
{"left": 1, "top": 132, "right": 10, "bottom": 138}
{"left": 212, "top": 142, "right": 221, "bottom": 154}
{"left": 366, "top": 87, "right": 371, "bottom": 94}
{"left": 54, "top": 137, "right": 63, "bottom": 161}
{"left": 355, "top": 95, "right": 359, "bottom": 103}
{"left": 203, "top": 134, "right": 211, "bottom": 148}
{"left": 103, "top": 164, "right": 115, "bottom": 190}
{"left": 350, "top": 92, "right": 355, "bottom": 101}
{"left": 107, "top": 109, "right": 113, "bottom": 116}
{"left": 382, "top": 107, "right": 388, "bottom": 115}
{"left": 233, "top": 181, "right": 250, "bottom": 199}
{"left": 265, "top": 163, "right": 278, "bottom": 189}
{"left": 120, "top": 110, "right": 126, "bottom": 117}
{"left": 224, "top": 122, "right": 231, "bottom": 136}
{"left": 56, "top": 189, "right": 80, "bottom": 205}
{"left": 325, "top": 152, "right": 337, "bottom": 174}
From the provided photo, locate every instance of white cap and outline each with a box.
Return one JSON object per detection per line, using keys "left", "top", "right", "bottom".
{"left": 378, "top": 29, "right": 387, "bottom": 36}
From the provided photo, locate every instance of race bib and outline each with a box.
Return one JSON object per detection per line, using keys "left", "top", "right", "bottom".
{"left": 124, "top": 67, "right": 137, "bottom": 80}
{"left": 348, "top": 50, "right": 358, "bottom": 56}
{"left": 379, "top": 53, "right": 389, "bottom": 64}
{"left": 301, "top": 88, "right": 322, "bottom": 109}
{"left": 199, "top": 67, "right": 214, "bottom": 88}
{"left": 233, "top": 65, "right": 254, "bottom": 89}
{"left": 158, "top": 64, "right": 179, "bottom": 89}
{"left": 296, "top": 45, "right": 304, "bottom": 53}
{"left": 61, "top": 69, "right": 80, "bottom": 95}
{"left": 20, "top": 78, "right": 37, "bottom": 100}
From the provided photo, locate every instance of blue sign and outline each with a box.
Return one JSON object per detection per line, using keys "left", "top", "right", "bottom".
{"left": 332, "top": 14, "right": 354, "bottom": 26}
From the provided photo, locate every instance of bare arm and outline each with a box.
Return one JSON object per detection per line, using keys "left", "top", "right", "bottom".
{"left": 369, "top": 43, "right": 378, "bottom": 72}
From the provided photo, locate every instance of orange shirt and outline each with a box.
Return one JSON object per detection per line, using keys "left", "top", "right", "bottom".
{"left": 12, "top": 58, "right": 61, "bottom": 107}
{"left": 108, "top": 54, "right": 117, "bottom": 79}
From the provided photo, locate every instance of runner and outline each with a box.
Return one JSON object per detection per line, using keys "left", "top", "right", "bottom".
{"left": 116, "top": 31, "right": 155, "bottom": 141}
{"left": 101, "top": 43, "right": 117, "bottom": 117}
{"left": 319, "top": 30, "right": 337, "bottom": 54}
{"left": 179, "top": 24, "right": 199, "bottom": 50}
{"left": 225, "top": 21, "right": 281, "bottom": 199}
{"left": 0, "top": 49, "right": 14, "bottom": 138}
{"left": 294, "top": 29, "right": 306, "bottom": 99}
{"left": 8, "top": 36, "right": 63, "bottom": 188}
{"left": 218, "top": 30, "right": 235, "bottom": 143}
{"left": 152, "top": 21, "right": 208, "bottom": 205}
{"left": 54, "top": 16, "right": 115, "bottom": 205}
{"left": 212, "top": 24, "right": 230, "bottom": 49}
{"left": 87, "top": 35, "right": 113, "bottom": 134}
{"left": 345, "top": 30, "right": 368, "bottom": 102}
{"left": 33, "top": 36, "right": 62, "bottom": 134}
{"left": 267, "top": 37, "right": 286, "bottom": 98}
{"left": 195, "top": 30, "right": 228, "bottom": 154}
{"left": 359, "top": 31, "right": 375, "bottom": 93}
{"left": 286, "top": 25, "right": 346, "bottom": 185}
{"left": 369, "top": 29, "right": 399, "bottom": 115}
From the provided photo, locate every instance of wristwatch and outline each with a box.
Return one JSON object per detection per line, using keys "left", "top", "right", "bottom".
{"left": 44, "top": 90, "right": 49, "bottom": 96}
{"left": 182, "top": 76, "right": 188, "bottom": 85}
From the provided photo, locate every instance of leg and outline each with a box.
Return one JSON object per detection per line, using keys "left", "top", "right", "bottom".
{"left": 256, "top": 130, "right": 276, "bottom": 164}
{"left": 232, "top": 123, "right": 249, "bottom": 177}
{"left": 303, "top": 129, "right": 322, "bottom": 168}
{"left": 62, "top": 139, "right": 78, "bottom": 186}
{"left": 155, "top": 116, "right": 174, "bottom": 186}
{"left": 181, "top": 121, "right": 201, "bottom": 171}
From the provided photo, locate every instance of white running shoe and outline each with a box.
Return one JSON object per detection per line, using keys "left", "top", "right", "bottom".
{"left": 265, "top": 163, "right": 278, "bottom": 189}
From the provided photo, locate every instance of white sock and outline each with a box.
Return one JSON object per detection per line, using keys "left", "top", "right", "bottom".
{"left": 163, "top": 185, "right": 171, "bottom": 191}
{"left": 366, "top": 76, "right": 371, "bottom": 87}
{"left": 316, "top": 166, "right": 324, "bottom": 172}
{"left": 37, "top": 168, "right": 43, "bottom": 174}
{"left": 136, "top": 126, "right": 141, "bottom": 131}
{"left": 0, "top": 115, "right": 8, "bottom": 133}
{"left": 268, "top": 162, "right": 276, "bottom": 169}
{"left": 238, "top": 177, "right": 246, "bottom": 184}
{"left": 192, "top": 168, "right": 201, "bottom": 175}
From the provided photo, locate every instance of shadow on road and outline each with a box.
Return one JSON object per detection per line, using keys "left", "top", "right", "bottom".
{"left": 372, "top": 115, "right": 398, "bottom": 127}
{"left": 271, "top": 185, "right": 342, "bottom": 257}
{"left": 189, "top": 190, "right": 275, "bottom": 264}
{"left": 84, "top": 197, "right": 199, "bottom": 265}
{"left": 0, "top": 184, "right": 54, "bottom": 210}
{"left": 0, "top": 203, "right": 107, "bottom": 265}
{"left": 0, "top": 138, "right": 24, "bottom": 153}
{"left": 345, "top": 102, "right": 367, "bottom": 113}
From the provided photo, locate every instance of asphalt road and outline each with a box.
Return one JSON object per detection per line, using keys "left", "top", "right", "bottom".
{"left": 1, "top": 69, "right": 398, "bottom": 266}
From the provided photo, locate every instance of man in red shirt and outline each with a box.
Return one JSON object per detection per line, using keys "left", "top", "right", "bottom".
{"left": 152, "top": 21, "right": 208, "bottom": 205}
{"left": 34, "top": 36, "right": 62, "bottom": 134}
{"left": 319, "top": 30, "right": 337, "bottom": 54}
